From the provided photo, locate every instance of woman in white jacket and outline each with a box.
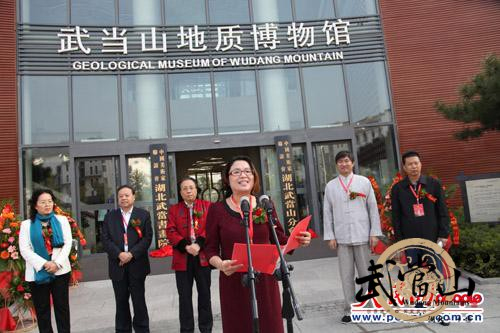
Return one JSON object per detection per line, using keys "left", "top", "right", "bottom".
{"left": 19, "top": 189, "right": 73, "bottom": 333}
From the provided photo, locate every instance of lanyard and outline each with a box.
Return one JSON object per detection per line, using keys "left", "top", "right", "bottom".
{"left": 339, "top": 175, "right": 354, "bottom": 195}
{"left": 409, "top": 184, "right": 422, "bottom": 204}
{"left": 188, "top": 205, "right": 196, "bottom": 243}
{"left": 121, "top": 214, "right": 129, "bottom": 248}
{"left": 231, "top": 195, "right": 254, "bottom": 243}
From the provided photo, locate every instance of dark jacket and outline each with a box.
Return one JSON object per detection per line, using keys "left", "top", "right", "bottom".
{"left": 391, "top": 175, "right": 450, "bottom": 242}
{"left": 102, "top": 207, "right": 153, "bottom": 281}
{"left": 166, "top": 199, "right": 211, "bottom": 271}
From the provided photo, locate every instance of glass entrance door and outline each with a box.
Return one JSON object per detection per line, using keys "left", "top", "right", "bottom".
{"left": 313, "top": 141, "right": 352, "bottom": 234}
{"left": 175, "top": 147, "right": 261, "bottom": 203}
{"left": 76, "top": 157, "right": 120, "bottom": 255}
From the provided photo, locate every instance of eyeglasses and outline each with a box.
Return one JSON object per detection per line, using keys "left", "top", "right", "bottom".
{"left": 229, "top": 169, "right": 253, "bottom": 177}
{"left": 37, "top": 200, "right": 53, "bottom": 206}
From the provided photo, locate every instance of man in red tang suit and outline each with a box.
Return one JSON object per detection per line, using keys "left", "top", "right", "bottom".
{"left": 167, "top": 177, "right": 213, "bottom": 333}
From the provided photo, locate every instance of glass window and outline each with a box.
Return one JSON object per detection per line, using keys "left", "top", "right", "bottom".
{"left": 76, "top": 157, "right": 120, "bottom": 254}
{"left": 127, "top": 156, "right": 152, "bottom": 203}
{"left": 214, "top": 71, "right": 259, "bottom": 134}
{"left": 345, "top": 61, "right": 391, "bottom": 125}
{"left": 336, "top": 0, "right": 377, "bottom": 18}
{"left": 259, "top": 68, "right": 304, "bottom": 131}
{"left": 302, "top": 65, "right": 348, "bottom": 128}
{"left": 169, "top": 73, "right": 214, "bottom": 137}
{"left": 356, "top": 125, "right": 397, "bottom": 187}
{"left": 73, "top": 76, "right": 119, "bottom": 142}
{"left": 253, "top": 0, "right": 292, "bottom": 23}
{"left": 122, "top": 74, "right": 167, "bottom": 140}
{"left": 22, "top": 76, "right": 69, "bottom": 144}
{"left": 166, "top": 0, "right": 206, "bottom": 25}
{"left": 77, "top": 157, "right": 119, "bottom": 205}
{"left": 294, "top": 0, "right": 334, "bottom": 21}
{"left": 71, "top": 0, "right": 115, "bottom": 25}
{"left": 21, "top": 0, "right": 68, "bottom": 25}
{"left": 208, "top": 0, "right": 250, "bottom": 24}
{"left": 23, "top": 147, "right": 72, "bottom": 216}
{"left": 313, "top": 141, "right": 351, "bottom": 235}
{"left": 119, "top": 0, "right": 162, "bottom": 25}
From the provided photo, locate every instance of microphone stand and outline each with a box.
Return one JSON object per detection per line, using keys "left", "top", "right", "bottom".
{"left": 265, "top": 205, "right": 303, "bottom": 333}
{"left": 241, "top": 207, "right": 260, "bottom": 333}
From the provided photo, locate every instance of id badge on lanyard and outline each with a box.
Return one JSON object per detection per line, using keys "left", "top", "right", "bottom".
{"left": 410, "top": 184, "right": 425, "bottom": 217}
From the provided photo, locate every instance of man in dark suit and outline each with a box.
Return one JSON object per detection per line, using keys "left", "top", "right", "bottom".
{"left": 391, "top": 151, "right": 450, "bottom": 245}
{"left": 102, "top": 185, "right": 153, "bottom": 333}
{"left": 391, "top": 151, "right": 451, "bottom": 326}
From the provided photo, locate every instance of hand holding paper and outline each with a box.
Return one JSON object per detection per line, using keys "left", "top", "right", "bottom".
{"left": 282, "top": 215, "right": 312, "bottom": 254}
{"left": 231, "top": 243, "right": 279, "bottom": 275}
{"left": 220, "top": 259, "right": 244, "bottom": 276}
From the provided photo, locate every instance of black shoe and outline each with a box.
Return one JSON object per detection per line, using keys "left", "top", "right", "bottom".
{"left": 341, "top": 315, "right": 352, "bottom": 323}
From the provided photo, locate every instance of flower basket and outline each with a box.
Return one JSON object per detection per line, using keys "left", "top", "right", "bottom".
{"left": 367, "top": 174, "right": 460, "bottom": 249}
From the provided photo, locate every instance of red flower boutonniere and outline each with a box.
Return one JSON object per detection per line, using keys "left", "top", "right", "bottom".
{"left": 349, "top": 191, "right": 367, "bottom": 200}
{"left": 192, "top": 209, "right": 203, "bottom": 219}
{"left": 419, "top": 189, "right": 437, "bottom": 203}
{"left": 130, "top": 218, "right": 143, "bottom": 238}
{"left": 252, "top": 207, "right": 268, "bottom": 224}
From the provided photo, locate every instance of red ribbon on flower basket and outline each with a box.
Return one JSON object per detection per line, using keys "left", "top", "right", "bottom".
{"left": 372, "top": 241, "right": 388, "bottom": 255}
{"left": 130, "top": 219, "right": 143, "bottom": 238}
{"left": 149, "top": 245, "right": 173, "bottom": 258}
{"left": 70, "top": 270, "right": 83, "bottom": 285}
{"left": 0, "top": 307, "right": 17, "bottom": 331}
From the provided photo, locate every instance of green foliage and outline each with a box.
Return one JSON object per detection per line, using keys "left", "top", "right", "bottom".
{"left": 435, "top": 54, "right": 500, "bottom": 140}
{"left": 450, "top": 209, "right": 500, "bottom": 278}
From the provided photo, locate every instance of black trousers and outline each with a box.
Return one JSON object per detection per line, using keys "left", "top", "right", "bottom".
{"left": 29, "top": 272, "right": 70, "bottom": 333}
{"left": 112, "top": 267, "right": 149, "bottom": 333}
{"left": 175, "top": 255, "right": 213, "bottom": 333}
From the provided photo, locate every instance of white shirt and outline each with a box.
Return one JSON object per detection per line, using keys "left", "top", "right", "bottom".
{"left": 120, "top": 207, "right": 133, "bottom": 227}
{"left": 19, "top": 215, "right": 73, "bottom": 282}
{"left": 323, "top": 173, "right": 382, "bottom": 244}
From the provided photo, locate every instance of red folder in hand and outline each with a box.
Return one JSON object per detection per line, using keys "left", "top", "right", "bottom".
{"left": 231, "top": 243, "right": 279, "bottom": 275}
{"left": 282, "top": 215, "right": 312, "bottom": 254}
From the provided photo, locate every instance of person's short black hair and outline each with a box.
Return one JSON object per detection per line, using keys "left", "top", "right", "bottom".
{"left": 335, "top": 151, "right": 354, "bottom": 163}
{"left": 29, "top": 188, "right": 56, "bottom": 221}
{"left": 402, "top": 150, "right": 421, "bottom": 165}
{"left": 177, "top": 177, "right": 201, "bottom": 202}
{"left": 117, "top": 185, "right": 135, "bottom": 195}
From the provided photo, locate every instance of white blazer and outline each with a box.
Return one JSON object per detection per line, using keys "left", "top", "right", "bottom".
{"left": 19, "top": 215, "right": 73, "bottom": 282}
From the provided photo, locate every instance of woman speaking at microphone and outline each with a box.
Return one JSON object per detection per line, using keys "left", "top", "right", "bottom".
{"left": 205, "top": 156, "right": 311, "bottom": 332}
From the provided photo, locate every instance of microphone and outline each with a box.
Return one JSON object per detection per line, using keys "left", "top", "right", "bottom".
{"left": 258, "top": 195, "right": 273, "bottom": 212}
{"left": 240, "top": 196, "right": 250, "bottom": 215}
